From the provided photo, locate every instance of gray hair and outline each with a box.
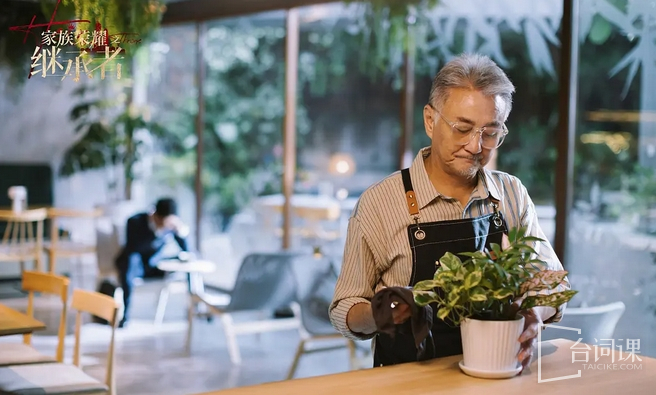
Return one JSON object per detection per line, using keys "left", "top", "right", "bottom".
{"left": 428, "top": 53, "right": 516, "bottom": 120}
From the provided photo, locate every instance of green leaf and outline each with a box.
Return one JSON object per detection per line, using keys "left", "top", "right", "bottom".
{"left": 517, "top": 244, "right": 539, "bottom": 256}
{"left": 459, "top": 251, "right": 487, "bottom": 259}
{"left": 447, "top": 289, "right": 461, "bottom": 307}
{"left": 520, "top": 290, "right": 578, "bottom": 310}
{"left": 455, "top": 266, "right": 467, "bottom": 281}
{"left": 490, "top": 243, "right": 502, "bottom": 259}
{"left": 414, "top": 279, "right": 440, "bottom": 291}
{"left": 413, "top": 290, "right": 438, "bottom": 306}
{"left": 434, "top": 271, "right": 454, "bottom": 286}
{"left": 493, "top": 262, "right": 506, "bottom": 279}
{"left": 439, "top": 252, "right": 462, "bottom": 271}
{"left": 464, "top": 271, "right": 482, "bottom": 289}
{"left": 469, "top": 287, "right": 487, "bottom": 302}
{"left": 521, "top": 236, "right": 545, "bottom": 243}
{"left": 479, "top": 279, "right": 495, "bottom": 290}
{"left": 492, "top": 288, "right": 514, "bottom": 300}
{"left": 437, "top": 307, "right": 451, "bottom": 321}
{"left": 527, "top": 258, "right": 548, "bottom": 266}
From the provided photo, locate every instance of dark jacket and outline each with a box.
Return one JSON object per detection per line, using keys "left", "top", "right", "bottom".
{"left": 115, "top": 213, "right": 188, "bottom": 270}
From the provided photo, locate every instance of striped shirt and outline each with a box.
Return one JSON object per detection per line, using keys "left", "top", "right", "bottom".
{"left": 329, "top": 147, "right": 570, "bottom": 341}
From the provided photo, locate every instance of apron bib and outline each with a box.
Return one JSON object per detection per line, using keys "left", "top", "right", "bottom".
{"left": 373, "top": 168, "right": 508, "bottom": 366}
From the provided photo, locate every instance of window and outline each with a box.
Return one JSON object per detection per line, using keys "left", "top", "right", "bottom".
{"left": 567, "top": 0, "right": 656, "bottom": 357}
{"left": 144, "top": 23, "right": 199, "bottom": 248}
{"left": 200, "top": 12, "right": 288, "bottom": 274}
{"left": 293, "top": 3, "right": 401, "bottom": 256}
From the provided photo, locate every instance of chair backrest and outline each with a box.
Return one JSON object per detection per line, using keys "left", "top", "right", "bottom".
{"left": 46, "top": 208, "right": 103, "bottom": 273}
{"left": 0, "top": 208, "right": 47, "bottom": 270}
{"left": 226, "top": 252, "right": 299, "bottom": 312}
{"left": 95, "top": 217, "right": 122, "bottom": 278}
{"left": 46, "top": 207, "right": 104, "bottom": 242}
{"left": 71, "top": 289, "right": 118, "bottom": 394}
{"left": 541, "top": 301, "right": 626, "bottom": 344}
{"left": 290, "top": 254, "right": 340, "bottom": 336}
{"left": 21, "top": 271, "right": 70, "bottom": 362}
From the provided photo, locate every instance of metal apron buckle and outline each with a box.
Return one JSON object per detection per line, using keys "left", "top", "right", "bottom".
{"left": 491, "top": 202, "right": 503, "bottom": 228}
{"left": 412, "top": 215, "right": 425, "bottom": 240}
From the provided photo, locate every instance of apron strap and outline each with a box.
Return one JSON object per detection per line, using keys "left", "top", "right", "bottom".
{"left": 401, "top": 168, "right": 419, "bottom": 216}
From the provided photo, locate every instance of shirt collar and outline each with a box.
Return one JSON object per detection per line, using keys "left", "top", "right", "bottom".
{"left": 479, "top": 168, "right": 503, "bottom": 202}
{"left": 408, "top": 147, "right": 502, "bottom": 208}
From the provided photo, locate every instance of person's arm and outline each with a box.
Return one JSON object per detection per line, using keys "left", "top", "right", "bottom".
{"left": 519, "top": 183, "right": 571, "bottom": 324}
{"left": 124, "top": 216, "right": 153, "bottom": 255}
{"left": 163, "top": 215, "right": 189, "bottom": 251}
{"left": 329, "top": 215, "right": 382, "bottom": 340}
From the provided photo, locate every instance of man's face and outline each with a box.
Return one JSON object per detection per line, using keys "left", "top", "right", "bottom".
{"left": 152, "top": 214, "right": 166, "bottom": 229}
{"left": 423, "top": 88, "right": 506, "bottom": 180}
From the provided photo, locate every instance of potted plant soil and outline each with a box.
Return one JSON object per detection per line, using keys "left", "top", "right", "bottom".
{"left": 412, "top": 226, "right": 577, "bottom": 378}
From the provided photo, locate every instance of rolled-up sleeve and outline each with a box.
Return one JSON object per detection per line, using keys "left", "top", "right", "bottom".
{"left": 329, "top": 215, "right": 380, "bottom": 340}
{"left": 519, "top": 182, "right": 571, "bottom": 324}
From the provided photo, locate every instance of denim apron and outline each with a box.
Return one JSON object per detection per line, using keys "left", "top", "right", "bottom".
{"left": 373, "top": 168, "right": 508, "bottom": 366}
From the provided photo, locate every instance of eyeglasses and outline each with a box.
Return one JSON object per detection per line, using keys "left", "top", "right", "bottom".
{"left": 430, "top": 105, "right": 508, "bottom": 149}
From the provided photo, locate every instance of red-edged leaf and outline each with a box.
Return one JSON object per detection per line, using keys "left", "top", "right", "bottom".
{"left": 520, "top": 270, "right": 569, "bottom": 294}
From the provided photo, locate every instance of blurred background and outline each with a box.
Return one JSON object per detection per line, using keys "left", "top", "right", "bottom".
{"left": 0, "top": 0, "right": 654, "bottom": 393}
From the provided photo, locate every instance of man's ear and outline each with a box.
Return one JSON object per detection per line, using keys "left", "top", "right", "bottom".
{"left": 423, "top": 104, "right": 436, "bottom": 139}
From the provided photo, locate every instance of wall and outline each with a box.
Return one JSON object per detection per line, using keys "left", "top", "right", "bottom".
{"left": 0, "top": 67, "right": 81, "bottom": 164}
{"left": 0, "top": 66, "right": 124, "bottom": 277}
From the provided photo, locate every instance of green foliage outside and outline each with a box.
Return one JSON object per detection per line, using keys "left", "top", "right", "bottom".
{"left": 148, "top": 1, "right": 648, "bottom": 229}
{"left": 4, "top": 0, "right": 650, "bottom": 231}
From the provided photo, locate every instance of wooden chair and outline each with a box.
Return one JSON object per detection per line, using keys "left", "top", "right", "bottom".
{"left": 0, "top": 208, "right": 47, "bottom": 272}
{"left": 0, "top": 271, "right": 69, "bottom": 367}
{"left": 44, "top": 207, "right": 103, "bottom": 274}
{"left": 0, "top": 289, "right": 119, "bottom": 395}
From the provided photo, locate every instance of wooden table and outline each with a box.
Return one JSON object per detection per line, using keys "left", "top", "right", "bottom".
{"left": 0, "top": 304, "right": 46, "bottom": 336}
{"left": 197, "top": 339, "right": 655, "bottom": 395}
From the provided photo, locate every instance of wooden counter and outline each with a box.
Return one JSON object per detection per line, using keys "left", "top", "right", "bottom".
{"left": 0, "top": 304, "right": 46, "bottom": 336}
{"left": 198, "top": 339, "right": 655, "bottom": 395}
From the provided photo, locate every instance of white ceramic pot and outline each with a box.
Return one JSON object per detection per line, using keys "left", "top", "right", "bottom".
{"left": 460, "top": 316, "right": 525, "bottom": 373}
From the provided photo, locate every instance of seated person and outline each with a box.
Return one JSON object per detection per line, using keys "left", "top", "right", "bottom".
{"left": 114, "top": 198, "right": 189, "bottom": 327}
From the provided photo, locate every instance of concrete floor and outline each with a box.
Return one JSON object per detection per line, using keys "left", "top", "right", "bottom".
{"left": 0, "top": 279, "right": 372, "bottom": 395}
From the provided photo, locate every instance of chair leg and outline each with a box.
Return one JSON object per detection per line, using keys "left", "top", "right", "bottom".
{"left": 154, "top": 284, "right": 171, "bottom": 325}
{"left": 221, "top": 314, "right": 241, "bottom": 365}
{"left": 286, "top": 339, "right": 306, "bottom": 380}
{"left": 347, "top": 340, "right": 357, "bottom": 370}
{"left": 185, "top": 299, "right": 194, "bottom": 352}
{"left": 255, "top": 311, "right": 267, "bottom": 343}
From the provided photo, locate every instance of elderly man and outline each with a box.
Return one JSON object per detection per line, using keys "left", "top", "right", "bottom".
{"left": 329, "top": 53, "right": 569, "bottom": 370}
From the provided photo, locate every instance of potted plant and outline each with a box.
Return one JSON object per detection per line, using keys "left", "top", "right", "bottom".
{"left": 412, "top": 226, "right": 577, "bottom": 378}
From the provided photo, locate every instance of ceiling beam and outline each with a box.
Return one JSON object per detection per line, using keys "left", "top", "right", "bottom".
{"left": 162, "top": 0, "right": 336, "bottom": 24}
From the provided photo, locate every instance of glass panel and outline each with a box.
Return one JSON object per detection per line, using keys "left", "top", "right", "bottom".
{"left": 568, "top": 0, "right": 656, "bottom": 357}
{"left": 292, "top": 3, "right": 403, "bottom": 257}
{"left": 142, "top": 24, "right": 198, "bottom": 246}
{"left": 200, "top": 12, "right": 287, "bottom": 284}
{"left": 412, "top": 1, "right": 563, "bottom": 244}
